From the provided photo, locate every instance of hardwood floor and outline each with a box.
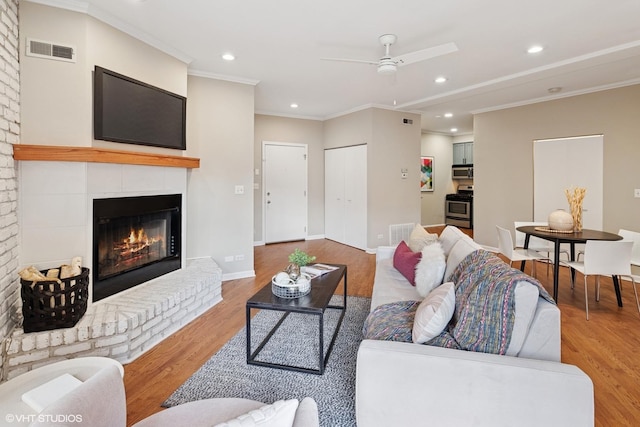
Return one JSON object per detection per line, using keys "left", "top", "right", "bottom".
{"left": 124, "top": 234, "right": 640, "bottom": 426}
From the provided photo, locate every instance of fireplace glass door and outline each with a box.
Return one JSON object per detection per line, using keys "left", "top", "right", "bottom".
{"left": 93, "top": 194, "right": 181, "bottom": 301}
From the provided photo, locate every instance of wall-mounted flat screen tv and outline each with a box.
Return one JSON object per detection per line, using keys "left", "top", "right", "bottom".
{"left": 94, "top": 66, "right": 186, "bottom": 150}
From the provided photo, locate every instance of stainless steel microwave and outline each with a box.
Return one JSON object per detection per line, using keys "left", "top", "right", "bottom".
{"left": 452, "top": 165, "right": 473, "bottom": 180}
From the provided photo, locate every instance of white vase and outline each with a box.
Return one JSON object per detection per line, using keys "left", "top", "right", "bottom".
{"left": 548, "top": 209, "right": 574, "bottom": 231}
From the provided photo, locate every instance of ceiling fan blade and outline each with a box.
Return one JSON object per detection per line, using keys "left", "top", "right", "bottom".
{"left": 393, "top": 42, "right": 458, "bottom": 66}
{"left": 320, "top": 57, "right": 378, "bottom": 65}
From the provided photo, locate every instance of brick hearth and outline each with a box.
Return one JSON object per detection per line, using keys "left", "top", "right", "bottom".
{"left": 2, "top": 257, "right": 222, "bottom": 380}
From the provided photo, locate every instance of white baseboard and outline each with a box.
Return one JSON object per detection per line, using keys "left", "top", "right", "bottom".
{"left": 423, "top": 223, "right": 447, "bottom": 228}
{"left": 222, "top": 270, "right": 256, "bottom": 281}
{"left": 253, "top": 240, "right": 265, "bottom": 246}
{"left": 306, "top": 234, "right": 325, "bottom": 240}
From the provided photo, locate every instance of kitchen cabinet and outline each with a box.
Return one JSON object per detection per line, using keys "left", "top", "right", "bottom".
{"left": 453, "top": 142, "right": 473, "bottom": 165}
{"left": 325, "top": 145, "right": 367, "bottom": 250}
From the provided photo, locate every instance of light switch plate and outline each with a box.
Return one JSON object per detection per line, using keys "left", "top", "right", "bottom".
{"left": 634, "top": 189, "right": 640, "bottom": 198}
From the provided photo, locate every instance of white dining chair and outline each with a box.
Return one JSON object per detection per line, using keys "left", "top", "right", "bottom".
{"left": 496, "top": 225, "right": 550, "bottom": 278}
{"left": 564, "top": 240, "right": 639, "bottom": 320}
{"left": 576, "top": 228, "right": 640, "bottom": 264}
{"left": 514, "top": 221, "right": 570, "bottom": 275}
{"left": 618, "top": 229, "right": 640, "bottom": 267}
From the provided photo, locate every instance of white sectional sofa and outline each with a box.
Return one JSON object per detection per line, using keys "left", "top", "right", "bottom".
{"left": 355, "top": 226, "right": 594, "bottom": 427}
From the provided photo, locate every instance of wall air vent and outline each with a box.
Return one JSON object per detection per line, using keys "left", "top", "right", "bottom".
{"left": 26, "top": 38, "right": 76, "bottom": 63}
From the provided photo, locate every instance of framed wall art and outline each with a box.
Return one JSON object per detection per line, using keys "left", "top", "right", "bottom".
{"left": 420, "top": 156, "right": 434, "bottom": 192}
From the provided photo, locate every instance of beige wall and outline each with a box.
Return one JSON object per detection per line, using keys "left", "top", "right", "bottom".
{"left": 186, "top": 77, "right": 255, "bottom": 277}
{"left": 20, "top": 3, "right": 257, "bottom": 278}
{"left": 323, "top": 108, "right": 373, "bottom": 149}
{"left": 20, "top": 2, "right": 187, "bottom": 151}
{"left": 420, "top": 133, "right": 456, "bottom": 225}
{"left": 20, "top": 2, "right": 90, "bottom": 146}
{"left": 323, "top": 107, "right": 421, "bottom": 248}
{"left": 473, "top": 84, "right": 640, "bottom": 247}
{"left": 253, "top": 115, "right": 324, "bottom": 242}
{"left": 368, "top": 108, "right": 422, "bottom": 247}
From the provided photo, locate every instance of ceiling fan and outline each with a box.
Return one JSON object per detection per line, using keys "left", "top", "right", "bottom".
{"left": 322, "top": 34, "right": 458, "bottom": 74}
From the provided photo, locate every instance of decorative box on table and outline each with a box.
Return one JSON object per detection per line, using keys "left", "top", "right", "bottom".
{"left": 20, "top": 267, "right": 90, "bottom": 333}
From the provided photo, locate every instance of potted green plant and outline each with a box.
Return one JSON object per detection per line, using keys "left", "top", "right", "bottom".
{"left": 286, "top": 249, "right": 316, "bottom": 279}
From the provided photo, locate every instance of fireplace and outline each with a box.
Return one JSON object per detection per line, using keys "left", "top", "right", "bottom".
{"left": 92, "top": 194, "right": 182, "bottom": 301}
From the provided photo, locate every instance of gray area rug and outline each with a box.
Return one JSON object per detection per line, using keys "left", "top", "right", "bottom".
{"left": 163, "top": 295, "right": 371, "bottom": 427}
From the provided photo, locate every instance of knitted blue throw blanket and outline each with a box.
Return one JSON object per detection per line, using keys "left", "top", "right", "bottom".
{"left": 428, "top": 250, "right": 555, "bottom": 354}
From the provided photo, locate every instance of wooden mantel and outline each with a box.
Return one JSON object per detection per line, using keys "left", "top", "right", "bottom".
{"left": 13, "top": 144, "right": 200, "bottom": 168}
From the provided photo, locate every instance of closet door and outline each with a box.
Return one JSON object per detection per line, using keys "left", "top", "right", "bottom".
{"left": 343, "top": 145, "right": 367, "bottom": 250}
{"left": 324, "top": 145, "right": 367, "bottom": 250}
{"left": 324, "top": 148, "right": 346, "bottom": 243}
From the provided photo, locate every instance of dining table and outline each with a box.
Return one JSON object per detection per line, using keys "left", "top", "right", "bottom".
{"left": 515, "top": 225, "right": 623, "bottom": 304}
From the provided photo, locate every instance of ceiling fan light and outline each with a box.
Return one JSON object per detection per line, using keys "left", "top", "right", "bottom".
{"left": 377, "top": 63, "right": 396, "bottom": 74}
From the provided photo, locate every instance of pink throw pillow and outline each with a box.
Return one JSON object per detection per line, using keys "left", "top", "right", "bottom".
{"left": 393, "top": 241, "right": 422, "bottom": 286}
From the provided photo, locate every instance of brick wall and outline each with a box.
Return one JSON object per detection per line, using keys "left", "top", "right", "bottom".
{"left": 0, "top": 0, "right": 20, "bottom": 379}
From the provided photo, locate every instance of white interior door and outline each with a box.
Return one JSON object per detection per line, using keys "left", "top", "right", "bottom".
{"left": 324, "top": 148, "right": 345, "bottom": 242}
{"left": 533, "top": 135, "right": 603, "bottom": 229}
{"left": 343, "top": 145, "right": 367, "bottom": 249}
{"left": 263, "top": 142, "right": 307, "bottom": 243}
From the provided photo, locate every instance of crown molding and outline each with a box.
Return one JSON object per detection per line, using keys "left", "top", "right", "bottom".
{"left": 471, "top": 78, "right": 640, "bottom": 115}
{"left": 188, "top": 69, "right": 259, "bottom": 86}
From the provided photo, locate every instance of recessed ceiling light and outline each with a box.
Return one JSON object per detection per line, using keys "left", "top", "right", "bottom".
{"left": 450, "top": 128, "right": 458, "bottom": 133}
{"left": 222, "top": 53, "right": 235, "bottom": 61}
{"left": 527, "top": 45, "right": 544, "bottom": 54}
{"left": 444, "top": 113, "right": 453, "bottom": 118}
{"left": 548, "top": 86, "right": 562, "bottom": 94}
{"left": 435, "top": 76, "right": 447, "bottom": 84}
{"left": 290, "top": 103, "right": 299, "bottom": 109}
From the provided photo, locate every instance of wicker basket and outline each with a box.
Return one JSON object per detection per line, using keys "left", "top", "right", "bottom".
{"left": 20, "top": 267, "right": 90, "bottom": 333}
{"left": 271, "top": 273, "right": 311, "bottom": 299}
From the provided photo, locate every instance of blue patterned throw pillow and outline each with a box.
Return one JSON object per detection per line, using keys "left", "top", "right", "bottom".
{"left": 362, "top": 300, "right": 420, "bottom": 342}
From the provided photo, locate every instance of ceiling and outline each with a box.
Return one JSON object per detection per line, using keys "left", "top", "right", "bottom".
{"left": 36, "top": 0, "right": 640, "bottom": 135}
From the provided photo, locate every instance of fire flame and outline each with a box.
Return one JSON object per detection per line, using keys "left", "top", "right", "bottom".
{"left": 122, "top": 227, "right": 160, "bottom": 254}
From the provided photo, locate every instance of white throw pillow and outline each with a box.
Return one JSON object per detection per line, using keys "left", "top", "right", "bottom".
{"left": 407, "top": 224, "right": 438, "bottom": 252}
{"left": 214, "top": 399, "right": 299, "bottom": 427}
{"left": 412, "top": 282, "right": 456, "bottom": 344}
{"left": 438, "top": 225, "right": 468, "bottom": 256}
{"left": 414, "top": 242, "right": 446, "bottom": 297}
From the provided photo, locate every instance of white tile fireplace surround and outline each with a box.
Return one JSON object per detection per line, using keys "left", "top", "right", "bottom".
{"left": 3, "top": 151, "right": 222, "bottom": 378}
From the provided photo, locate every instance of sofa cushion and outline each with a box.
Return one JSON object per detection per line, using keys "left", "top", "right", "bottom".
{"left": 443, "top": 237, "right": 483, "bottom": 283}
{"left": 407, "top": 224, "right": 438, "bottom": 252}
{"left": 412, "top": 282, "right": 456, "bottom": 344}
{"left": 362, "top": 300, "right": 418, "bottom": 342}
{"left": 438, "top": 225, "right": 470, "bottom": 257}
{"left": 371, "top": 258, "right": 422, "bottom": 311}
{"left": 414, "top": 242, "right": 446, "bottom": 297}
{"left": 393, "top": 241, "right": 421, "bottom": 285}
{"left": 214, "top": 399, "right": 299, "bottom": 427}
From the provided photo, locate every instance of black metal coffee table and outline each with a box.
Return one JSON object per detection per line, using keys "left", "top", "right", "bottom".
{"left": 245, "top": 264, "right": 347, "bottom": 375}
